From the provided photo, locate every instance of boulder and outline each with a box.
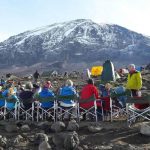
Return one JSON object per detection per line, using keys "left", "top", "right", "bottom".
{"left": 64, "top": 131, "right": 80, "bottom": 150}
{"left": 51, "top": 121, "right": 65, "bottom": 132}
{"left": 34, "top": 133, "right": 49, "bottom": 145}
{"left": 52, "top": 133, "right": 65, "bottom": 148}
{"left": 14, "top": 135, "right": 24, "bottom": 144}
{"left": 5, "top": 124, "right": 18, "bottom": 133}
{"left": 0, "top": 135, "right": 7, "bottom": 148}
{"left": 38, "top": 141, "right": 51, "bottom": 150}
{"left": 67, "top": 120, "right": 79, "bottom": 131}
{"left": 140, "top": 122, "right": 150, "bottom": 136}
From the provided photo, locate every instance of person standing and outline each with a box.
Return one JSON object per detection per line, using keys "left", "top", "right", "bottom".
{"left": 126, "top": 64, "right": 142, "bottom": 96}
{"left": 33, "top": 70, "right": 40, "bottom": 83}
{"left": 126, "top": 64, "right": 145, "bottom": 109}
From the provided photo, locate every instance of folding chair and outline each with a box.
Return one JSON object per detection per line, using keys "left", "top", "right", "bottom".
{"left": 99, "top": 84, "right": 131, "bottom": 122}
{"left": 0, "top": 91, "right": 5, "bottom": 119}
{"left": 78, "top": 95, "right": 104, "bottom": 122}
{"left": 17, "top": 99, "right": 35, "bottom": 121}
{"left": 4, "top": 96, "right": 18, "bottom": 120}
{"left": 56, "top": 95, "right": 78, "bottom": 121}
{"left": 35, "top": 96, "right": 56, "bottom": 122}
{"left": 126, "top": 95, "right": 150, "bottom": 126}
{"left": 109, "top": 88, "right": 131, "bottom": 122}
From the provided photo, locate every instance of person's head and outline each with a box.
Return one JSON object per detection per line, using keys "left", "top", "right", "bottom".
{"left": 65, "top": 79, "right": 73, "bottom": 87}
{"left": 105, "top": 83, "right": 112, "bottom": 90}
{"left": 128, "top": 64, "right": 136, "bottom": 72}
{"left": 43, "top": 81, "right": 52, "bottom": 89}
{"left": 25, "top": 82, "right": 33, "bottom": 90}
{"left": 87, "top": 78, "right": 94, "bottom": 85}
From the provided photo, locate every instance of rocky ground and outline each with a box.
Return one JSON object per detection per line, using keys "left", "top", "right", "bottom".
{"left": 0, "top": 119, "right": 150, "bottom": 150}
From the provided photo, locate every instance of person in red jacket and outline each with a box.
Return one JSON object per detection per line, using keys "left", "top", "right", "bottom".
{"left": 80, "top": 78, "right": 102, "bottom": 120}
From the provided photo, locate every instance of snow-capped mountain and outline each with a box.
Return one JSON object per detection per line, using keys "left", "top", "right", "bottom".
{"left": 0, "top": 19, "right": 150, "bottom": 68}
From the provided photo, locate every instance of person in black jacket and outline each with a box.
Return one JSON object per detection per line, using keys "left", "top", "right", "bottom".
{"left": 19, "top": 82, "right": 34, "bottom": 110}
{"left": 33, "top": 70, "right": 40, "bottom": 83}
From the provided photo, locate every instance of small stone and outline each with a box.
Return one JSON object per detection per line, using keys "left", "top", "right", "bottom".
{"left": 88, "top": 124, "right": 103, "bottom": 133}
{"left": 21, "top": 124, "right": 30, "bottom": 132}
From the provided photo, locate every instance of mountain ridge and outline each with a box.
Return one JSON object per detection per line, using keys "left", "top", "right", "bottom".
{"left": 0, "top": 19, "right": 150, "bottom": 70}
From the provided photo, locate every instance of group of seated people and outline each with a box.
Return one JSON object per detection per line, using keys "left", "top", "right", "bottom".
{"left": 0, "top": 77, "right": 148, "bottom": 121}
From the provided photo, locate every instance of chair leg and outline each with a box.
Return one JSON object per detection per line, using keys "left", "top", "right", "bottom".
{"left": 110, "top": 98, "right": 113, "bottom": 122}
{"left": 94, "top": 101, "right": 97, "bottom": 122}
{"left": 37, "top": 107, "right": 39, "bottom": 122}
{"left": 77, "top": 103, "right": 80, "bottom": 122}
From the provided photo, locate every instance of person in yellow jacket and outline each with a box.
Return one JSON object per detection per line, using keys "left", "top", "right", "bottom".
{"left": 126, "top": 64, "right": 142, "bottom": 97}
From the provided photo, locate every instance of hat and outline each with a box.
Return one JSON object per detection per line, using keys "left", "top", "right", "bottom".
{"left": 65, "top": 79, "right": 73, "bottom": 86}
{"left": 44, "top": 81, "right": 52, "bottom": 88}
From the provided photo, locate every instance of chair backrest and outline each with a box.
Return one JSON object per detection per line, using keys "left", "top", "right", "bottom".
{"left": 78, "top": 94, "right": 96, "bottom": 104}
{"left": 5, "top": 96, "right": 17, "bottom": 103}
{"left": 57, "top": 95, "right": 77, "bottom": 102}
{"left": 126, "top": 95, "right": 150, "bottom": 104}
{"left": 36, "top": 95, "right": 55, "bottom": 102}
{"left": 110, "top": 88, "right": 131, "bottom": 98}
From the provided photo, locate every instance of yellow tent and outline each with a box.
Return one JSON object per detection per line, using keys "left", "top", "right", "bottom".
{"left": 91, "top": 66, "right": 103, "bottom": 76}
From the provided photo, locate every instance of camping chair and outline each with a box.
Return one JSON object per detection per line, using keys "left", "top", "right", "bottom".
{"left": 4, "top": 96, "right": 18, "bottom": 120}
{"left": 126, "top": 95, "right": 150, "bottom": 126}
{"left": 77, "top": 95, "right": 104, "bottom": 122}
{"left": 56, "top": 95, "right": 78, "bottom": 121}
{"left": 18, "top": 98, "right": 35, "bottom": 121}
{"left": 35, "top": 96, "right": 56, "bottom": 122}
{"left": 109, "top": 88, "right": 131, "bottom": 122}
{"left": 99, "top": 84, "right": 131, "bottom": 122}
{"left": 0, "top": 93, "right": 5, "bottom": 120}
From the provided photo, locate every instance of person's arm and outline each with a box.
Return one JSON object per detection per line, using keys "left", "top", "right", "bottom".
{"left": 136, "top": 72, "right": 142, "bottom": 90}
{"left": 2, "top": 90, "right": 8, "bottom": 97}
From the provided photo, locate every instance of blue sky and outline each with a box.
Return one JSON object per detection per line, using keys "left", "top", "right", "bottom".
{"left": 0, "top": 0, "right": 150, "bottom": 41}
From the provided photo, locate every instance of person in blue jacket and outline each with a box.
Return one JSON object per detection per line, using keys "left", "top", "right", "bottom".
{"left": 37, "top": 81, "right": 55, "bottom": 108}
{"left": 59, "top": 79, "right": 77, "bottom": 120}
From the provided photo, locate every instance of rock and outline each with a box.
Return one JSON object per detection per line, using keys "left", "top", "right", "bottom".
{"left": 13, "top": 135, "right": 25, "bottom": 145}
{"left": 52, "top": 133, "right": 65, "bottom": 148}
{"left": 67, "top": 120, "right": 79, "bottom": 131}
{"left": 38, "top": 141, "right": 51, "bottom": 150}
{"left": 0, "top": 135, "right": 7, "bottom": 148}
{"left": 51, "top": 121, "right": 65, "bottom": 132}
{"left": 21, "top": 124, "right": 30, "bottom": 132}
{"left": 64, "top": 131, "right": 80, "bottom": 150}
{"left": 141, "top": 86, "right": 147, "bottom": 90}
{"left": 0, "top": 147, "right": 4, "bottom": 150}
{"left": 34, "top": 133, "right": 49, "bottom": 145}
{"left": 37, "top": 121, "right": 52, "bottom": 132}
{"left": 140, "top": 122, "right": 150, "bottom": 136}
{"left": 88, "top": 123, "right": 103, "bottom": 133}
{"left": 5, "top": 124, "right": 18, "bottom": 133}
